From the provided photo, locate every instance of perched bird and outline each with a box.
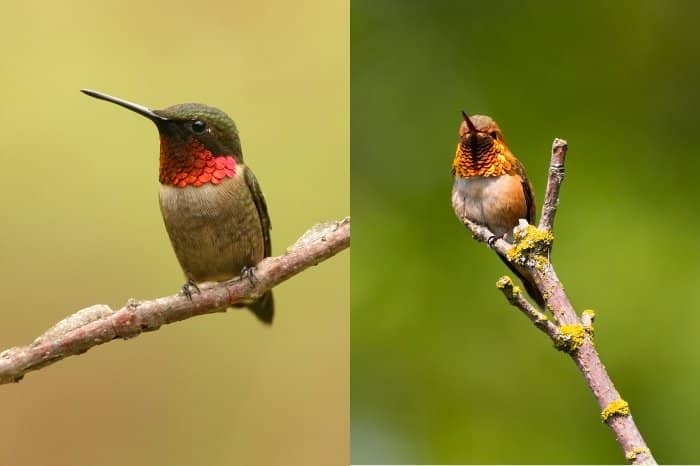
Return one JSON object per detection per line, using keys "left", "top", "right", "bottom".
{"left": 451, "top": 111, "right": 544, "bottom": 308}
{"left": 82, "top": 89, "right": 274, "bottom": 324}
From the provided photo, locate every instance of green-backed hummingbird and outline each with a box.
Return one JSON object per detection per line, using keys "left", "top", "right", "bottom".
{"left": 82, "top": 89, "right": 274, "bottom": 324}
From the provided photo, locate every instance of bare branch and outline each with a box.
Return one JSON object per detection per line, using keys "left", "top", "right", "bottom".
{"left": 538, "top": 138, "right": 568, "bottom": 232}
{"left": 0, "top": 218, "right": 350, "bottom": 385}
{"left": 495, "top": 275, "right": 560, "bottom": 340}
{"left": 460, "top": 139, "right": 656, "bottom": 464}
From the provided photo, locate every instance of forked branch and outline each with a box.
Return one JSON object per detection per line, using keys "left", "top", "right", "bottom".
{"left": 0, "top": 218, "right": 350, "bottom": 385}
{"left": 462, "top": 140, "right": 656, "bottom": 465}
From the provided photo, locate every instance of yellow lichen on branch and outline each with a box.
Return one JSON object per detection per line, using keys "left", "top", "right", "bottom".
{"left": 601, "top": 399, "right": 631, "bottom": 422}
{"left": 626, "top": 447, "right": 651, "bottom": 462}
{"left": 496, "top": 275, "right": 520, "bottom": 294}
{"left": 496, "top": 275, "right": 513, "bottom": 289}
{"left": 506, "top": 222, "right": 553, "bottom": 266}
{"left": 554, "top": 324, "right": 585, "bottom": 353}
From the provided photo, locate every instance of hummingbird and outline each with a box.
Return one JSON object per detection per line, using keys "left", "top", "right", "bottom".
{"left": 451, "top": 111, "right": 544, "bottom": 308}
{"left": 81, "top": 89, "right": 274, "bottom": 324}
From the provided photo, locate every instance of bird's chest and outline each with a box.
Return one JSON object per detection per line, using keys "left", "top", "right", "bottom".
{"left": 159, "top": 175, "right": 247, "bottom": 229}
{"left": 157, "top": 170, "right": 263, "bottom": 281}
{"left": 452, "top": 175, "right": 526, "bottom": 237}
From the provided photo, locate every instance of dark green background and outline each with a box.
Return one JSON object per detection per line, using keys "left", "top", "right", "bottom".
{"left": 352, "top": 1, "right": 699, "bottom": 464}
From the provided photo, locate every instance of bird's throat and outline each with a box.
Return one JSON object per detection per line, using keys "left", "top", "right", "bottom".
{"left": 159, "top": 136, "right": 237, "bottom": 188}
{"left": 452, "top": 142, "right": 515, "bottom": 178}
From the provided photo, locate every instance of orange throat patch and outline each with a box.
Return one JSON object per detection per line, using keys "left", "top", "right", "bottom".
{"left": 160, "top": 137, "right": 237, "bottom": 188}
{"left": 452, "top": 142, "right": 515, "bottom": 178}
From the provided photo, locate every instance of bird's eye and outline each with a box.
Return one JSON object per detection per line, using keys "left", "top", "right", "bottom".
{"left": 490, "top": 131, "right": 499, "bottom": 140}
{"left": 192, "top": 120, "right": 206, "bottom": 133}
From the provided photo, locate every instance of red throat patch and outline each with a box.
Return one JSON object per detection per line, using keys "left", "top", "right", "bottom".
{"left": 159, "top": 137, "right": 237, "bottom": 188}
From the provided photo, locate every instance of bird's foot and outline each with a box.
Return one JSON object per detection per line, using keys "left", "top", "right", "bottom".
{"left": 487, "top": 234, "right": 505, "bottom": 248}
{"left": 181, "top": 280, "right": 201, "bottom": 300}
{"left": 240, "top": 265, "right": 258, "bottom": 286}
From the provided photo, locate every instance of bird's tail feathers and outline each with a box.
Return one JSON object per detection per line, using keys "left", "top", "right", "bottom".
{"left": 246, "top": 291, "right": 274, "bottom": 324}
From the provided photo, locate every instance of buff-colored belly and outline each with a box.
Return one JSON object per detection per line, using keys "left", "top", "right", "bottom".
{"left": 158, "top": 172, "right": 264, "bottom": 282}
{"left": 452, "top": 175, "right": 528, "bottom": 238}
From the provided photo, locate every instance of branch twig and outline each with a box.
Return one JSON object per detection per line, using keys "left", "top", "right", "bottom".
{"left": 495, "top": 275, "right": 560, "bottom": 340}
{"left": 462, "top": 140, "right": 656, "bottom": 465}
{"left": 539, "top": 138, "right": 568, "bottom": 232}
{"left": 0, "top": 218, "right": 350, "bottom": 385}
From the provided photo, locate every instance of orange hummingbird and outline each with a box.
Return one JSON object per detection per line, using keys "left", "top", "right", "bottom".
{"left": 451, "top": 111, "right": 544, "bottom": 308}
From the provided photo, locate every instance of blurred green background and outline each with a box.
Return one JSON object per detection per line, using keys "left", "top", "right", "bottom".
{"left": 352, "top": 0, "right": 699, "bottom": 464}
{"left": 0, "top": 1, "right": 348, "bottom": 465}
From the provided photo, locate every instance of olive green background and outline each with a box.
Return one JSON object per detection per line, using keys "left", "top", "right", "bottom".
{"left": 352, "top": 1, "right": 700, "bottom": 464}
{"left": 0, "top": 1, "right": 348, "bottom": 465}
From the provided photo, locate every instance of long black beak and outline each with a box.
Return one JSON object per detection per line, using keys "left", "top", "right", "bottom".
{"left": 461, "top": 110, "right": 478, "bottom": 133}
{"left": 81, "top": 89, "right": 168, "bottom": 122}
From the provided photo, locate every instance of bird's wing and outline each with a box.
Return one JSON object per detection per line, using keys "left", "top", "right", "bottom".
{"left": 244, "top": 166, "right": 272, "bottom": 257}
{"left": 514, "top": 159, "right": 536, "bottom": 224}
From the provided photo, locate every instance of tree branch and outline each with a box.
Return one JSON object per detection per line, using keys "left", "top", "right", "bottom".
{"left": 462, "top": 141, "right": 657, "bottom": 465}
{"left": 495, "top": 275, "right": 560, "bottom": 341}
{"left": 539, "top": 138, "right": 568, "bottom": 232}
{"left": 0, "top": 218, "right": 350, "bottom": 385}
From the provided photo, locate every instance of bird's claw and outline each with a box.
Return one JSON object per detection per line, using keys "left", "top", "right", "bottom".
{"left": 181, "top": 280, "right": 200, "bottom": 300}
{"left": 487, "top": 234, "right": 503, "bottom": 248}
{"left": 240, "top": 266, "right": 258, "bottom": 285}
